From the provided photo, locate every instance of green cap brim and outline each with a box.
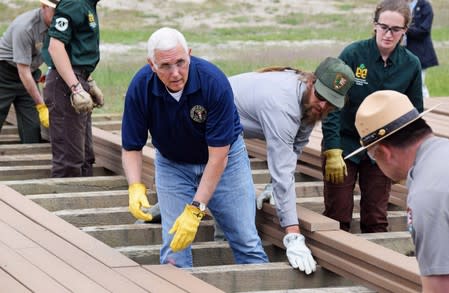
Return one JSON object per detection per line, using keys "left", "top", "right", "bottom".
{"left": 315, "top": 79, "right": 345, "bottom": 109}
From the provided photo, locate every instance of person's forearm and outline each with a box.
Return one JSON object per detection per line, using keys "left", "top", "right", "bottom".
{"left": 121, "top": 149, "right": 143, "bottom": 184}
{"left": 16, "top": 64, "right": 44, "bottom": 105}
{"left": 285, "top": 225, "right": 300, "bottom": 234}
{"left": 195, "top": 146, "right": 228, "bottom": 204}
{"left": 48, "top": 37, "right": 78, "bottom": 89}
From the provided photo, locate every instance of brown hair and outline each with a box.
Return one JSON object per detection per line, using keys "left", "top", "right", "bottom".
{"left": 256, "top": 66, "right": 315, "bottom": 84}
{"left": 380, "top": 118, "right": 432, "bottom": 148}
{"left": 373, "top": 0, "right": 411, "bottom": 28}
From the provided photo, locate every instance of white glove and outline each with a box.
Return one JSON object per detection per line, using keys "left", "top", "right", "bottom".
{"left": 283, "top": 233, "right": 317, "bottom": 275}
{"left": 256, "top": 183, "right": 275, "bottom": 210}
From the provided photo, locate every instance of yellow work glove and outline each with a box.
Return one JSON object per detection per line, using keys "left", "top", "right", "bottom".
{"left": 324, "top": 148, "right": 347, "bottom": 184}
{"left": 87, "top": 79, "right": 104, "bottom": 108}
{"left": 169, "top": 204, "right": 205, "bottom": 252}
{"left": 35, "top": 103, "right": 49, "bottom": 128}
{"left": 128, "top": 183, "right": 152, "bottom": 221}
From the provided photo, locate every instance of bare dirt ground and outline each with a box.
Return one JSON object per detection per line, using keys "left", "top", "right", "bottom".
{"left": 6, "top": 0, "right": 371, "bottom": 29}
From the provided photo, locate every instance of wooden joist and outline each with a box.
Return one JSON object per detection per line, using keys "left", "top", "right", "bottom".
{"left": 256, "top": 204, "right": 421, "bottom": 293}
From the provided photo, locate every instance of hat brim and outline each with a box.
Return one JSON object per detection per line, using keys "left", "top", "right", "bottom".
{"left": 40, "top": 0, "right": 58, "bottom": 8}
{"left": 344, "top": 104, "right": 441, "bottom": 160}
{"left": 315, "top": 79, "right": 345, "bottom": 109}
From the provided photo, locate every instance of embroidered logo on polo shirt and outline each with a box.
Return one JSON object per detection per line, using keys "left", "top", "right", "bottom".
{"left": 88, "top": 12, "right": 97, "bottom": 29}
{"left": 55, "top": 17, "right": 69, "bottom": 31}
{"left": 354, "top": 63, "right": 369, "bottom": 86}
{"left": 190, "top": 105, "right": 207, "bottom": 123}
{"left": 356, "top": 64, "right": 368, "bottom": 79}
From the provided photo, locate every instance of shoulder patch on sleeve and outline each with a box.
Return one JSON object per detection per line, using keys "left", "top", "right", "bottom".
{"left": 55, "top": 17, "right": 69, "bottom": 31}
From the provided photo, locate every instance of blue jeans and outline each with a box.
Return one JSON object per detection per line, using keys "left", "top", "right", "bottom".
{"left": 155, "top": 135, "right": 268, "bottom": 267}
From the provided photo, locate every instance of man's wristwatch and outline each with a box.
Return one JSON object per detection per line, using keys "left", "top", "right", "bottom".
{"left": 191, "top": 200, "right": 206, "bottom": 212}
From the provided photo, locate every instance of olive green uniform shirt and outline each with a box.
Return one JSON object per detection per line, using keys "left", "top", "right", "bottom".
{"left": 322, "top": 37, "right": 423, "bottom": 163}
{"left": 45, "top": 0, "right": 100, "bottom": 75}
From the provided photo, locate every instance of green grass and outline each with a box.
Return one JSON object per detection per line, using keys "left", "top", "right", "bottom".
{"left": 1, "top": 0, "right": 448, "bottom": 113}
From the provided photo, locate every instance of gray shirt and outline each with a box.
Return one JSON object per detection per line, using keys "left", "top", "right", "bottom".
{"left": 406, "top": 136, "right": 449, "bottom": 276}
{"left": 0, "top": 8, "right": 47, "bottom": 72}
{"left": 229, "top": 71, "right": 314, "bottom": 227}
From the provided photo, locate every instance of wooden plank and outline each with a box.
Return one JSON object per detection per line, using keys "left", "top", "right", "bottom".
{"left": 3, "top": 176, "right": 128, "bottom": 195}
{"left": 189, "top": 263, "right": 356, "bottom": 292}
{"left": 259, "top": 203, "right": 340, "bottom": 232}
{"left": 0, "top": 165, "right": 112, "bottom": 180}
{"left": 0, "top": 200, "right": 149, "bottom": 293}
{"left": 92, "top": 127, "right": 156, "bottom": 188}
{"left": 0, "top": 154, "right": 51, "bottom": 166}
{"left": 0, "top": 240, "right": 70, "bottom": 293}
{"left": 308, "top": 230, "right": 421, "bottom": 293}
{"left": 0, "top": 185, "right": 136, "bottom": 268}
{"left": 0, "top": 221, "right": 110, "bottom": 292}
{"left": 144, "top": 264, "right": 225, "bottom": 293}
{"left": 0, "top": 143, "right": 51, "bottom": 155}
{"left": 114, "top": 266, "right": 186, "bottom": 293}
{"left": 0, "top": 267, "right": 32, "bottom": 293}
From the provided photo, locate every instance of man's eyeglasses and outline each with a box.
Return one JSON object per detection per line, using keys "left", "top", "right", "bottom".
{"left": 375, "top": 22, "right": 406, "bottom": 35}
{"left": 155, "top": 59, "right": 188, "bottom": 73}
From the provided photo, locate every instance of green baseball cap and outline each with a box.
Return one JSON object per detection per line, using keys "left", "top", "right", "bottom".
{"left": 314, "top": 57, "right": 354, "bottom": 109}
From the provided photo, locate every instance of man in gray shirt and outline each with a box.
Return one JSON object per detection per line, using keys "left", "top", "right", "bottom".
{"left": 0, "top": 0, "right": 58, "bottom": 142}
{"left": 229, "top": 57, "right": 354, "bottom": 274}
{"left": 346, "top": 90, "right": 449, "bottom": 292}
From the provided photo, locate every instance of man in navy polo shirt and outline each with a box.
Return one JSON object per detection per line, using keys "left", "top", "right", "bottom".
{"left": 121, "top": 27, "right": 268, "bottom": 268}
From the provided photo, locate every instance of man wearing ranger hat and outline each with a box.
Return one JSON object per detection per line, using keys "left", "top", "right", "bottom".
{"left": 229, "top": 56, "right": 354, "bottom": 274}
{"left": 0, "top": 0, "right": 59, "bottom": 143}
{"left": 348, "top": 90, "right": 449, "bottom": 292}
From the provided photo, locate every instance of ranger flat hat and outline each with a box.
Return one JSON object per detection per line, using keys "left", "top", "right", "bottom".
{"left": 40, "top": 0, "right": 59, "bottom": 8}
{"left": 344, "top": 90, "right": 438, "bottom": 160}
{"left": 314, "top": 57, "right": 355, "bottom": 109}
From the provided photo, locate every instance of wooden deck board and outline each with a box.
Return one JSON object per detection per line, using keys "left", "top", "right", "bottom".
{"left": 0, "top": 184, "right": 225, "bottom": 292}
{"left": 0, "top": 240, "right": 71, "bottom": 293}
{"left": 0, "top": 268, "right": 31, "bottom": 293}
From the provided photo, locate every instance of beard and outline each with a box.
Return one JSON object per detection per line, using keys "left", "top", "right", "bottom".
{"left": 301, "top": 98, "right": 333, "bottom": 126}
{"left": 302, "top": 103, "right": 322, "bottom": 125}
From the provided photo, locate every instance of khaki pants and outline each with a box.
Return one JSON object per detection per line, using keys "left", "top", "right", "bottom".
{"left": 44, "top": 68, "right": 94, "bottom": 177}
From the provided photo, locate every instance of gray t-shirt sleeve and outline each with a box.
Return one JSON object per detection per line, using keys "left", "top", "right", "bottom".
{"left": 12, "top": 28, "right": 33, "bottom": 65}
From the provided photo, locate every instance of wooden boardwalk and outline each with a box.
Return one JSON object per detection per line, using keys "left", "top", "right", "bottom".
{"left": 2, "top": 97, "right": 448, "bottom": 292}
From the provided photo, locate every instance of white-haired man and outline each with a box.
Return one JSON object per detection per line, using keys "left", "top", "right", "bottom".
{"left": 0, "top": 0, "right": 58, "bottom": 142}
{"left": 121, "top": 27, "right": 268, "bottom": 268}
{"left": 347, "top": 90, "right": 449, "bottom": 292}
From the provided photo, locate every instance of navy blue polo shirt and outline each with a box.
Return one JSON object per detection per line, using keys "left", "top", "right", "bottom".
{"left": 122, "top": 56, "right": 242, "bottom": 164}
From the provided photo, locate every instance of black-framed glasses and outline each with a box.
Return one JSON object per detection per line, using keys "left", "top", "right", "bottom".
{"left": 375, "top": 22, "right": 406, "bottom": 35}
